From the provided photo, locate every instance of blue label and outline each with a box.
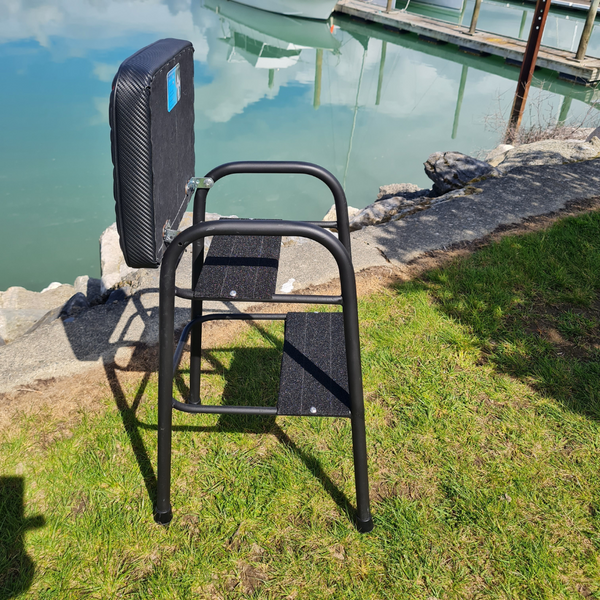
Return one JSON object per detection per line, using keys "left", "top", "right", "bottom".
{"left": 167, "top": 64, "right": 181, "bottom": 112}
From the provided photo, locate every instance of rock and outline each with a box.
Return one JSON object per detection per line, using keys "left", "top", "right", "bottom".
{"left": 41, "top": 282, "right": 63, "bottom": 293}
{"left": 0, "top": 284, "right": 89, "bottom": 343}
{"left": 0, "top": 284, "right": 75, "bottom": 311}
{"left": 322, "top": 204, "right": 362, "bottom": 222}
{"left": 424, "top": 151, "right": 499, "bottom": 196}
{"left": 485, "top": 144, "right": 514, "bottom": 166}
{"left": 376, "top": 183, "right": 429, "bottom": 201}
{"left": 0, "top": 309, "right": 51, "bottom": 343}
{"left": 74, "top": 275, "right": 104, "bottom": 305}
{"left": 586, "top": 127, "right": 600, "bottom": 142}
{"left": 349, "top": 195, "right": 432, "bottom": 231}
{"left": 492, "top": 138, "right": 600, "bottom": 174}
{"left": 107, "top": 287, "right": 130, "bottom": 304}
{"left": 22, "top": 292, "right": 91, "bottom": 338}
{"left": 60, "top": 292, "right": 89, "bottom": 318}
{"left": 99, "top": 223, "right": 138, "bottom": 294}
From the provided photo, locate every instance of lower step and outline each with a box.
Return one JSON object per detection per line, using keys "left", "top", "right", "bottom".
{"left": 278, "top": 312, "right": 351, "bottom": 418}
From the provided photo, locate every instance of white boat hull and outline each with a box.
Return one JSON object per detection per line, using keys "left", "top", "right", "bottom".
{"left": 230, "top": 0, "right": 339, "bottom": 20}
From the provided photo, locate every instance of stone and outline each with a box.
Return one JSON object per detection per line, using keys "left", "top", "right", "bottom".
{"left": 0, "top": 309, "right": 51, "bottom": 344}
{"left": 376, "top": 183, "right": 429, "bottom": 200}
{"left": 60, "top": 292, "right": 89, "bottom": 318}
{"left": 491, "top": 138, "right": 600, "bottom": 174}
{"left": 586, "top": 126, "right": 600, "bottom": 142}
{"left": 0, "top": 284, "right": 75, "bottom": 311}
{"left": 22, "top": 292, "right": 91, "bottom": 338}
{"left": 24, "top": 307, "right": 62, "bottom": 337}
{"left": 99, "top": 223, "right": 138, "bottom": 294}
{"left": 41, "top": 282, "right": 63, "bottom": 293}
{"left": 107, "top": 287, "right": 130, "bottom": 304}
{"left": 424, "top": 151, "right": 499, "bottom": 196}
{"left": 74, "top": 275, "right": 104, "bottom": 305}
{"left": 485, "top": 144, "right": 514, "bottom": 166}
{"left": 322, "top": 204, "right": 362, "bottom": 222}
{"left": 349, "top": 195, "right": 431, "bottom": 231}
{"left": 0, "top": 284, "right": 78, "bottom": 343}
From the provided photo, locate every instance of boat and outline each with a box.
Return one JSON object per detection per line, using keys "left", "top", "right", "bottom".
{"left": 203, "top": 0, "right": 341, "bottom": 69}
{"left": 225, "top": 0, "right": 340, "bottom": 20}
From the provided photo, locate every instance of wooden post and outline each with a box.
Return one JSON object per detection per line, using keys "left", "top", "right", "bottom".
{"left": 376, "top": 41, "right": 387, "bottom": 105}
{"left": 506, "top": 0, "right": 552, "bottom": 142}
{"left": 452, "top": 65, "right": 469, "bottom": 139}
{"left": 313, "top": 49, "right": 323, "bottom": 109}
{"left": 386, "top": 0, "right": 394, "bottom": 12}
{"left": 575, "top": 0, "right": 600, "bottom": 61}
{"left": 468, "top": 0, "right": 482, "bottom": 35}
{"left": 519, "top": 10, "right": 528, "bottom": 39}
{"left": 558, "top": 95, "right": 573, "bottom": 124}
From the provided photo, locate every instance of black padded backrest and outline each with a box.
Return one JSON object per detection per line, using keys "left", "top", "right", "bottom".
{"left": 110, "top": 38, "right": 195, "bottom": 268}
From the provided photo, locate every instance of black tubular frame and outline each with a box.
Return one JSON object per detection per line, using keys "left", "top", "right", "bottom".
{"left": 155, "top": 162, "right": 373, "bottom": 533}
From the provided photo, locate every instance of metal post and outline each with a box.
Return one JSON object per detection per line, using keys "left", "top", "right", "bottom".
{"left": 189, "top": 188, "right": 207, "bottom": 404}
{"left": 452, "top": 65, "right": 468, "bottom": 139}
{"left": 376, "top": 41, "right": 387, "bottom": 106}
{"left": 339, "top": 264, "right": 373, "bottom": 532}
{"left": 575, "top": 0, "right": 600, "bottom": 61}
{"left": 468, "top": 0, "right": 482, "bottom": 35}
{"left": 155, "top": 245, "right": 177, "bottom": 525}
{"left": 506, "top": 0, "right": 552, "bottom": 142}
{"left": 314, "top": 49, "right": 323, "bottom": 110}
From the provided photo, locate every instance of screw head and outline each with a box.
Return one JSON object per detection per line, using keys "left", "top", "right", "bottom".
{"left": 310, "top": 406, "right": 317, "bottom": 414}
{"left": 229, "top": 290, "right": 237, "bottom": 298}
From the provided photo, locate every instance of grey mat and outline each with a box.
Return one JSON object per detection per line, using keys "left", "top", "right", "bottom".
{"left": 195, "top": 234, "right": 281, "bottom": 301}
{"left": 278, "top": 312, "right": 351, "bottom": 417}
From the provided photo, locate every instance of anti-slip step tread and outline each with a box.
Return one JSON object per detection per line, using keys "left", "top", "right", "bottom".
{"left": 194, "top": 233, "right": 281, "bottom": 301}
{"left": 278, "top": 312, "right": 351, "bottom": 417}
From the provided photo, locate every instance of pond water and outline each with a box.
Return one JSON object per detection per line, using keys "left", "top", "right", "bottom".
{"left": 1, "top": 0, "right": 599, "bottom": 291}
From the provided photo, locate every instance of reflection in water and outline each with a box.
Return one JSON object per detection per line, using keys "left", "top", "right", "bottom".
{"left": 0, "top": 0, "right": 599, "bottom": 290}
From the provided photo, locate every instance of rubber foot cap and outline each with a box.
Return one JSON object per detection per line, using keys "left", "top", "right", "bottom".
{"left": 154, "top": 508, "right": 173, "bottom": 525}
{"left": 356, "top": 516, "right": 374, "bottom": 533}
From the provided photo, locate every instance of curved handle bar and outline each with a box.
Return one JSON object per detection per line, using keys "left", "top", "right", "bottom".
{"left": 201, "top": 161, "right": 352, "bottom": 256}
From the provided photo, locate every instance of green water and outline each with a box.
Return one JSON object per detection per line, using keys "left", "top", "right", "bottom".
{"left": 0, "top": 0, "right": 599, "bottom": 291}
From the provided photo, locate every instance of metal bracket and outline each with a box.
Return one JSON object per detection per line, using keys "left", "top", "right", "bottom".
{"left": 187, "top": 177, "right": 214, "bottom": 194}
{"left": 163, "top": 220, "right": 178, "bottom": 245}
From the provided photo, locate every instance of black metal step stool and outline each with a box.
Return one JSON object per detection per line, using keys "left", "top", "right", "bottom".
{"left": 109, "top": 39, "right": 372, "bottom": 533}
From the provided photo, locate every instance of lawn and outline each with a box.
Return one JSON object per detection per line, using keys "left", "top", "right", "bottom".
{"left": 1, "top": 211, "right": 599, "bottom": 599}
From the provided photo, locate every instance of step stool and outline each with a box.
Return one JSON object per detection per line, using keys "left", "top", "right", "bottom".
{"left": 109, "top": 39, "right": 373, "bottom": 533}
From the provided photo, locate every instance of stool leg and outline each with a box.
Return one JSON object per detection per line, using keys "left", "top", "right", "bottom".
{"left": 155, "top": 391, "right": 173, "bottom": 524}
{"left": 155, "top": 254, "right": 177, "bottom": 525}
{"left": 189, "top": 188, "right": 207, "bottom": 405}
{"left": 351, "top": 412, "right": 373, "bottom": 532}
{"left": 189, "top": 298, "right": 202, "bottom": 404}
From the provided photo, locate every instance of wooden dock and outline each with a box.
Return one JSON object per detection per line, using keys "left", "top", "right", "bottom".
{"left": 333, "top": 0, "right": 600, "bottom": 83}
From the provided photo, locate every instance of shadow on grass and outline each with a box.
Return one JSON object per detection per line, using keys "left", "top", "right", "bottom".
{"left": 0, "top": 477, "right": 44, "bottom": 600}
{"left": 104, "top": 323, "right": 356, "bottom": 525}
{"left": 411, "top": 213, "right": 600, "bottom": 421}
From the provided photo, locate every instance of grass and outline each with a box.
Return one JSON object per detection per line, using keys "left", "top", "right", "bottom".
{"left": 2, "top": 211, "right": 600, "bottom": 598}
